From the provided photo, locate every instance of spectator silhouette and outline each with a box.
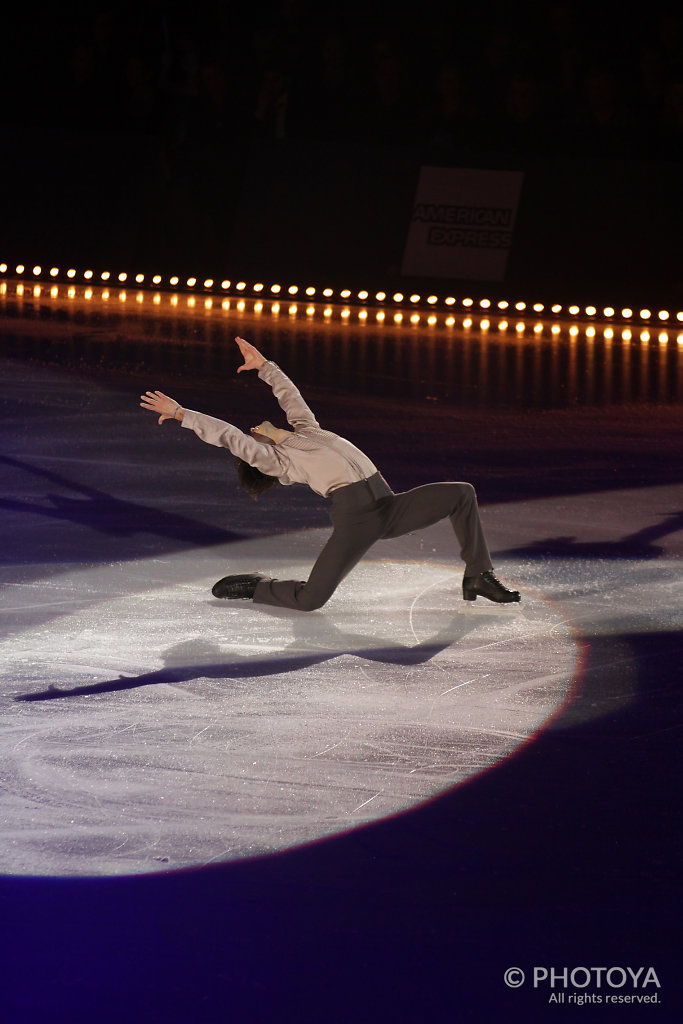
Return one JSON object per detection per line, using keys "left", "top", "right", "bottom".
{"left": 423, "top": 61, "right": 483, "bottom": 159}
{"left": 574, "top": 63, "right": 632, "bottom": 158}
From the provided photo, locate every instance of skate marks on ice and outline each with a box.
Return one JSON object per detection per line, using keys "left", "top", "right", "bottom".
{"left": 0, "top": 526, "right": 578, "bottom": 876}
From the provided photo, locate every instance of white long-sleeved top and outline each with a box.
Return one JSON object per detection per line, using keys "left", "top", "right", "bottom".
{"left": 181, "top": 361, "right": 378, "bottom": 497}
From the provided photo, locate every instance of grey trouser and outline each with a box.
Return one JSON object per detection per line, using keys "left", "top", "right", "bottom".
{"left": 252, "top": 472, "right": 493, "bottom": 612}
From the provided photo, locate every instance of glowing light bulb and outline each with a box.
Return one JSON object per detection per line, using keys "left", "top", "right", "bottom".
{"left": 358, "top": 291, "right": 368, "bottom": 300}
{"left": 118, "top": 273, "right": 127, "bottom": 283}
{"left": 340, "top": 289, "right": 351, "bottom": 299}
{"left": 603, "top": 307, "right": 615, "bottom": 317}
{"left": 186, "top": 277, "right": 197, "bottom": 287}
{"left": 288, "top": 286, "right": 299, "bottom": 296}
{"left": 657, "top": 310, "right": 669, "bottom": 321}
{"left": 533, "top": 303, "right": 544, "bottom": 312}
{"left": 323, "top": 288, "right": 333, "bottom": 298}
{"left": 568, "top": 305, "right": 580, "bottom": 315}
{"left": 640, "top": 309, "right": 651, "bottom": 319}
{"left": 427, "top": 295, "right": 437, "bottom": 305}
{"left": 498, "top": 300, "right": 509, "bottom": 310}
{"left": 84, "top": 270, "right": 93, "bottom": 279}
{"left": 409, "top": 294, "right": 420, "bottom": 303}
{"left": 375, "top": 291, "right": 386, "bottom": 302}
{"left": 15, "top": 265, "right": 25, "bottom": 274}
{"left": 551, "top": 304, "right": 562, "bottom": 313}
{"left": 393, "top": 293, "right": 404, "bottom": 303}
{"left": 135, "top": 274, "right": 144, "bottom": 283}
{"left": 306, "top": 287, "right": 316, "bottom": 296}
{"left": 253, "top": 283, "right": 264, "bottom": 292}
{"left": 236, "top": 281, "right": 246, "bottom": 291}
{"left": 32, "top": 266, "right": 41, "bottom": 276}
{"left": 480, "top": 298, "right": 491, "bottom": 309}
{"left": 101, "top": 272, "right": 110, "bottom": 281}
{"left": 220, "top": 280, "right": 230, "bottom": 289}
{"left": 462, "top": 298, "right": 473, "bottom": 307}
{"left": 169, "top": 276, "right": 179, "bottom": 286}
{"left": 152, "top": 275, "right": 162, "bottom": 285}
{"left": 445, "top": 297, "right": 456, "bottom": 306}
{"left": 67, "top": 269, "right": 76, "bottom": 278}
{"left": 203, "top": 279, "right": 213, "bottom": 289}
{"left": 50, "top": 267, "right": 59, "bottom": 277}
{"left": 621, "top": 308, "right": 633, "bottom": 318}
{"left": 515, "top": 302, "right": 526, "bottom": 311}
{"left": 585, "top": 306, "right": 596, "bottom": 316}
{"left": 271, "top": 284, "right": 281, "bottom": 294}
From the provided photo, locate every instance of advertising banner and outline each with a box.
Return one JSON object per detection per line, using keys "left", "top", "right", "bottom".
{"left": 401, "top": 166, "right": 525, "bottom": 281}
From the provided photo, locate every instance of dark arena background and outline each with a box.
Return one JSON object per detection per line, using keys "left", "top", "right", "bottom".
{"left": 1, "top": 2, "right": 681, "bottom": 1022}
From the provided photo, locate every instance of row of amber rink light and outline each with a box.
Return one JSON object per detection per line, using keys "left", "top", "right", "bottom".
{"left": 2, "top": 262, "right": 683, "bottom": 344}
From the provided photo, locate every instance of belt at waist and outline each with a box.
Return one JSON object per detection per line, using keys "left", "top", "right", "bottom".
{"left": 329, "top": 472, "right": 393, "bottom": 509}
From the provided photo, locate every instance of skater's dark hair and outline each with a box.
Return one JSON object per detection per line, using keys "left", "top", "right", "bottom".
{"left": 234, "top": 457, "right": 279, "bottom": 500}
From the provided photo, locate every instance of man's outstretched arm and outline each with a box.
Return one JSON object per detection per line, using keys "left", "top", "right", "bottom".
{"left": 235, "top": 336, "right": 266, "bottom": 374}
{"left": 139, "top": 383, "right": 283, "bottom": 474}
{"left": 236, "top": 337, "right": 319, "bottom": 430}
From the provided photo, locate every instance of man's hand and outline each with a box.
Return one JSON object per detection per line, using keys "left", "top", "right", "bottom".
{"left": 236, "top": 336, "right": 266, "bottom": 373}
{"left": 140, "top": 390, "right": 183, "bottom": 424}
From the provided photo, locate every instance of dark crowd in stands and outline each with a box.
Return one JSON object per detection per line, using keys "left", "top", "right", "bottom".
{"left": 13, "top": 1, "right": 683, "bottom": 161}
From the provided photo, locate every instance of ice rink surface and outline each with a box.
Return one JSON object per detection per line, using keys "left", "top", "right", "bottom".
{"left": 3, "top": 532, "right": 580, "bottom": 875}
{"left": 0, "top": 291, "right": 681, "bottom": 1021}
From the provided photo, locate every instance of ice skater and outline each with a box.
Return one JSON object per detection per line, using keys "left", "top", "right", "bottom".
{"left": 140, "top": 336, "right": 520, "bottom": 610}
